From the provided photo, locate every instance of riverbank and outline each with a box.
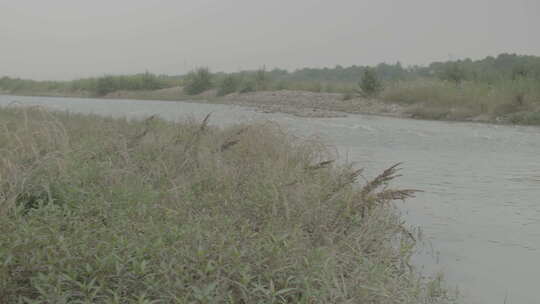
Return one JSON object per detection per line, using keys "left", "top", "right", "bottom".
{"left": 3, "top": 86, "right": 540, "bottom": 125}
{"left": 0, "top": 107, "right": 456, "bottom": 303}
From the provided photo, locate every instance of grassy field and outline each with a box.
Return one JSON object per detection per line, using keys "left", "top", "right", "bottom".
{"left": 0, "top": 107, "right": 456, "bottom": 303}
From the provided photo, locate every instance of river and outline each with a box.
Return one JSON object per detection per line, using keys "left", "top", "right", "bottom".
{"left": 1, "top": 95, "right": 539, "bottom": 304}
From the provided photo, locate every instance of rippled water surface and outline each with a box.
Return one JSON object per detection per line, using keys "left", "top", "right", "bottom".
{"left": 2, "top": 95, "right": 539, "bottom": 303}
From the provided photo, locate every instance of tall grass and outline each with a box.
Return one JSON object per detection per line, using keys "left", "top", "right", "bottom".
{"left": 0, "top": 107, "right": 456, "bottom": 303}
{"left": 0, "top": 77, "right": 72, "bottom": 95}
{"left": 381, "top": 78, "right": 540, "bottom": 122}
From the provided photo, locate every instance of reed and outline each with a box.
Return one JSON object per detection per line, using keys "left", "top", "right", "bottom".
{"left": 0, "top": 106, "right": 456, "bottom": 303}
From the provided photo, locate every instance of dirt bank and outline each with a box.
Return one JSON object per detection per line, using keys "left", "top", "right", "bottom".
{"left": 221, "top": 90, "right": 409, "bottom": 118}
{"left": 102, "top": 87, "right": 409, "bottom": 119}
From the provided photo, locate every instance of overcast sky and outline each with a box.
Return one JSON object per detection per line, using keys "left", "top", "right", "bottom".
{"left": 1, "top": 0, "right": 539, "bottom": 80}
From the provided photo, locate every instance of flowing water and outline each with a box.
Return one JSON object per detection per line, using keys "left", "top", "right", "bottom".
{"left": 1, "top": 95, "right": 539, "bottom": 304}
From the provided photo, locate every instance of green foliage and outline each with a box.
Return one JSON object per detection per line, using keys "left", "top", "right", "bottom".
{"left": 93, "top": 72, "right": 168, "bottom": 96}
{"left": 2, "top": 53, "right": 540, "bottom": 126}
{"left": 342, "top": 92, "right": 355, "bottom": 101}
{"left": 279, "top": 63, "right": 408, "bottom": 84}
{"left": 95, "top": 75, "right": 116, "bottom": 96}
{"left": 0, "top": 77, "right": 70, "bottom": 94}
{"left": 0, "top": 72, "right": 172, "bottom": 97}
{"left": 217, "top": 75, "right": 239, "bottom": 96}
{"left": 239, "top": 79, "right": 256, "bottom": 93}
{"left": 507, "top": 111, "right": 540, "bottom": 125}
{"left": 382, "top": 77, "right": 540, "bottom": 123}
{"left": 439, "top": 63, "right": 467, "bottom": 85}
{"left": 428, "top": 53, "right": 540, "bottom": 83}
{"left": 511, "top": 64, "right": 530, "bottom": 80}
{"left": 359, "top": 67, "right": 383, "bottom": 97}
{"left": 0, "top": 108, "right": 456, "bottom": 303}
{"left": 255, "top": 67, "right": 270, "bottom": 90}
{"left": 183, "top": 67, "right": 213, "bottom": 95}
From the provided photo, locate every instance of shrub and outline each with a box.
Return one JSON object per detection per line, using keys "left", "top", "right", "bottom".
{"left": 272, "top": 80, "right": 288, "bottom": 91}
{"left": 381, "top": 78, "right": 540, "bottom": 121}
{"left": 183, "top": 67, "right": 213, "bottom": 95}
{"left": 239, "top": 79, "right": 256, "bottom": 93}
{"left": 95, "top": 75, "right": 116, "bottom": 96}
{"left": 507, "top": 111, "right": 540, "bottom": 125}
{"left": 140, "top": 71, "right": 166, "bottom": 90}
{"left": 439, "top": 63, "right": 467, "bottom": 85}
{"left": 217, "top": 75, "right": 239, "bottom": 96}
{"left": 359, "top": 67, "right": 383, "bottom": 97}
{"left": 342, "top": 92, "right": 355, "bottom": 101}
{"left": 90, "top": 72, "right": 169, "bottom": 96}
{"left": 255, "top": 67, "right": 269, "bottom": 90}
{"left": 308, "top": 82, "right": 323, "bottom": 92}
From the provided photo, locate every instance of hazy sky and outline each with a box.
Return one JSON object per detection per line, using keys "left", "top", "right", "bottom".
{"left": 1, "top": 0, "right": 539, "bottom": 80}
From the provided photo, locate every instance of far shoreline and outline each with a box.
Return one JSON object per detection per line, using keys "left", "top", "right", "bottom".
{"left": 1, "top": 88, "right": 536, "bottom": 127}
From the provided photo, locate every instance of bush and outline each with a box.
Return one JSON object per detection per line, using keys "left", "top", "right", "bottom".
{"left": 308, "top": 82, "right": 323, "bottom": 92}
{"left": 0, "top": 107, "right": 456, "bottom": 303}
{"left": 507, "top": 111, "right": 540, "bottom": 125}
{"left": 140, "top": 71, "right": 166, "bottom": 90}
{"left": 255, "top": 67, "right": 270, "bottom": 90}
{"left": 239, "top": 79, "right": 256, "bottom": 93}
{"left": 89, "top": 72, "right": 169, "bottom": 96}
{"left": 439, "top": 63, "right": 467, "bottom": 85}
{"left": 183, "top": 67, "right": 213, "bottom": 95}
{"left": 359, "top": 67, "right": 383, "bottom": 97}
{"left": 95, "top": 75, "right": 116, "bottom": 96}
{"left": 381, "top": 78, "right": 540, "bottom": 121}
{"left": 217, "top": 75, "right": 239, "bottom": 96}
{"left": 342, "top": 92, "right": 355, "bottom": 101}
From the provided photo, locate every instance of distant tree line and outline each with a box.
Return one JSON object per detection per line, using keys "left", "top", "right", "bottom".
{"left": 0, "top": 72, "right": 182, "bottom": 96}
{"left": 1, "top": 53, "right": 539, "bottom": 97}
{"left": 264, "top": 53, "right": 540, "bottom": 84}
{"left": 184, "top": 53, "right": 540, "bottom": 96}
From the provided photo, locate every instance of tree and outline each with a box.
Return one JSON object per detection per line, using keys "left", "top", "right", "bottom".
{"left": 359, "top": 67, "right": 383, "bottom": 97}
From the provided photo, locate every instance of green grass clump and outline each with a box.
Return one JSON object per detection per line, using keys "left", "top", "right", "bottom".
{"left": 0, "top": 107, "right": 456, "bottom": 303}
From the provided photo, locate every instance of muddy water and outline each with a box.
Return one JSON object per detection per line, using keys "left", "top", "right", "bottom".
{"left": 2, "top": 95, "right": 539, "bottom": 304}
